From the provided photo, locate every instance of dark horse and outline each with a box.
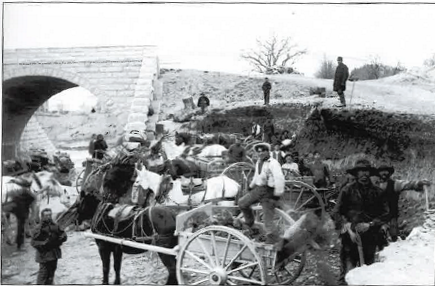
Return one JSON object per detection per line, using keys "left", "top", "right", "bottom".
{"left": 74, "top": 158, "right": 178, "bottom": 285}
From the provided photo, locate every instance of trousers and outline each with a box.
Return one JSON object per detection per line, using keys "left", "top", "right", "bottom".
{"left": 238, "top": 185, "right": 277, "bottom": 236}
{"left": 263, "top": 91, "right": 270, "bottom": 105}
{"left": 37, "top": 260, "right": 58, "bottom": 285}
{"left": 338, "top": 228, "right": 378, "bottom": 285}
{"left": 337, "top": 90, "right": 346, "bottom": 105}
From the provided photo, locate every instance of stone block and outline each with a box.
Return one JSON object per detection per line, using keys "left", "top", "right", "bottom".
{"left": 130, "top": 105, "right": 149, "bottom": 114}
{"left": 128, "top": 113, "right": 148, "bottom": 123}
{"left": 132, "top": 98, "right": 151, "bottom": 106}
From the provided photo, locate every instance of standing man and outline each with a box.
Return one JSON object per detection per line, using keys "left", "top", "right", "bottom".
{"left": 309, "top": 151, "right": 331, "bottom": 188}
{"left": 262, "top": 118, "right": 275, "bottom": 143}
{"left": 262, "top": 77, "right": 272, "bottom": 105}
{"left": 333, "top": 56, "right": 349, "bottom": 107}
{"left": 238, "top": 143, "right": 285, "bottom": 244}
{"left": 93, "top": 134, "right": 108, "bottom": 160}
{"left": 376, "top": 164, "right": 431, "bottom": 242}
{"left": 31, "top": 208, "right": 68, "bottom": 285}
{"left": 334, "top": 159, "right": 389, "bottom": 285}
{"left": 88, "top": 134, "right": 97, "bottom": 157}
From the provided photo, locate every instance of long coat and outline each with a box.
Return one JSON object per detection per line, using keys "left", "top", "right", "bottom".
{"left": 333, "top": 63, "right": 349, "bottom": 92}
{"left": 31, "top": 221, "right": 67, "bottom": 263}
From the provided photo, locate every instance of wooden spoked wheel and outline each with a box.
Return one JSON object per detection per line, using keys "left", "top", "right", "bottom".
{"left": 176, "top": 225, "right": 267, "bottom": 285}
{"left": 236, "top": 207, "right": 307, "bottom": 285}
{"left": 282, "top": 180, "right": 326, "bottom": 218}
{"left": 221, "top": 162, "right": 255, "bottom": 197}
{"left": 75, "top": 169, "right": 86, "bottom": 194}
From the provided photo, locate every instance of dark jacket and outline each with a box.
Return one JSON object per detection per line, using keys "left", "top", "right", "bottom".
{"left": 94, "top": 139, "right": 108, "bottom": 151}
{"left": 333, "top": 63, "right": 349, "bottom": 92}
{"left": 31, "top": 221, "right": 67, "bottom": 263}
{"left": 227, "top": 143, "right": 246, "bottom": 163}
{"left": 262, "top": 81, "right": 272, "bottom": 92}
{"left": 334, "top": 181, "right": 389, "bottom": 230}
{"left": 197, "top": 96, "right": 210, "bottom": 107}
{"left": 263, "top": 121, "right": 275, "bottom": 135}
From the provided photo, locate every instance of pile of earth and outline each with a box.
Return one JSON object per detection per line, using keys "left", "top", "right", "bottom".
{"left": 183, "top": 102, "right": 435, "bottom": 238}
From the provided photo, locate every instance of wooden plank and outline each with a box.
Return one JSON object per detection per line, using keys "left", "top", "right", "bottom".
{"left": 83, "top": 232, "right": 178, "bottom": 256}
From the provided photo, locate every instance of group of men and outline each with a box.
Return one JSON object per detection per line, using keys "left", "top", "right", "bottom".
{"left": 236, "top": 141, "right": 431, "bottom": 284}
{"left": 261, "top": 56, "right": 350, "bottom": 107}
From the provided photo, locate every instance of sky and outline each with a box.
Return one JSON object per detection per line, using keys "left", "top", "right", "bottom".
{"left": 3, "top": 2, "right": 435, "bottom": 77}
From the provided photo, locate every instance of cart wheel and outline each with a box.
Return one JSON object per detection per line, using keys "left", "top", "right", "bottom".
{"left": 283, "top": 180, "right": 326, "bottom": 216}
{"left": 75, "top": 169, "right": 85, "bottom": 194}
{"left": 176, "top": 225, "right": 267, "bottom": 285}
{"left": 235, "top": 207, "right": 306, "bottom": 284}
{"left": 221, "top": 162, "right": 255, "bottom": 197}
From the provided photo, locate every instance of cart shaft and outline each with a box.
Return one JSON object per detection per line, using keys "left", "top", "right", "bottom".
{"left": 83, "top": 232, "right": 178, "bottom": 256}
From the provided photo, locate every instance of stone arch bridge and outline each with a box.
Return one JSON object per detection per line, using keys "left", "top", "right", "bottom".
{"left": 2, "top": 45, "right": 160, "bottom": 161}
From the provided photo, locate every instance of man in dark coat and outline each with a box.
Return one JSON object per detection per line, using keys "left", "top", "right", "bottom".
{"left": 93, "top": 134, "right": 108, "bottom": 160}
{"left": 227, "top": 138, "right": 247, "bottom": 164}
{"left": 376, "top": 164, "right": 431, "bottom": 244}
{"left": 333, "top": 159, "right": 389, "bottom": 285}
{"left": 333, "top": 56, "right": 349, "bottom": 107}
{"left": 31, "top": 208, "right": 67, "bottom": 285}
{"left": 262, "top": 118, "right": 275, "bottom": 143}
{"left": 197, "top": 92, "right": 210, "bottom": 114}
{"left": 262, "top": 78, "right": 272, "bottom": 105}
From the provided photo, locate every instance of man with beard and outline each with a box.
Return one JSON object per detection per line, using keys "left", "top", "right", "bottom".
{"left": 238, "top": 143, "right": 285, "bottom": 244}
{"left": 31, "top": 208, "right": 67, "bottom": 285}
{"left": 376, "top": 164, "right": 431, "bottom": 243}
{"left": 334, "top": 159, "right": 389, "bottom": 285}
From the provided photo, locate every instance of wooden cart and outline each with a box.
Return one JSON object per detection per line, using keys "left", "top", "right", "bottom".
{"left": 84, "top": 202, "right": 307, "bottom": 285}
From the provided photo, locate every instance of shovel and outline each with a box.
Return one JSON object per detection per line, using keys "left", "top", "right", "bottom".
{"left": 355, "top": 231, "right": 365, "bottom": 266}
{"left": 348, "top": 77, "right": 358, "bottom": 111}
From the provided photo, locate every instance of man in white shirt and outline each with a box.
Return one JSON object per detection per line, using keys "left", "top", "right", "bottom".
{"left": 238, "top": 143, "right": 285, "bottom": 244}
{"left": 251, "top": 121, "right": 261, "bottom": 140}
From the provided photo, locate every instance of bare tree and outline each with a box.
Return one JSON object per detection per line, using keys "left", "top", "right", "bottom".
{"left": 367, "top": 55, "right": 384, "bottom": 79}
{"left": 241, "top": 35, "right": 307, "bottom": 74}
{"left": 423, "top": 53, "right": 435, "bottom": 67}
{"left": 315, "top": 55, "right": 337, "bottom": 79}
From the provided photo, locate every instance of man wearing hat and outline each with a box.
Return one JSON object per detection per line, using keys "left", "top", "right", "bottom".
{"left": 334, "top": 159, "right": 389, "bottom": 285}
{"left": 333, "top": 56, "right": 349, "bottom": 107}
{"left": 262, "top": 77, "right": 272, "bottom": 105}
{"left": 238, "top": 142, "right": 285, "bottom": 244}
{"left": 376, "top": 164, "right": 431, "bottom": 243}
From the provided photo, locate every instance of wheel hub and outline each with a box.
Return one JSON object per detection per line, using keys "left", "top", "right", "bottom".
{"left": 209, "top": 267, "right": 228, "bottom": 285}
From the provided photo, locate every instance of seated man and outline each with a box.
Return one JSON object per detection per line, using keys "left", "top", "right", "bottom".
{"left": 197, "top": 92, "right": 210, "bottom": 114}
{"left": 227, "top": 138, "right": 247, "bottom": 164}
{"left": 282, "top": 154, "right": 300, "bottom": 180}
{"left": 238, "top": 143, "right": 285, "bottom": 244}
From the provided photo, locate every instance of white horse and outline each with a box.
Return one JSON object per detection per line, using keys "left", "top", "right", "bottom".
{"left": 133, "top": 163, "right": 241, "bottom": 207}
{"left": 2, "top": 171, "right": 72, "bottom": 221}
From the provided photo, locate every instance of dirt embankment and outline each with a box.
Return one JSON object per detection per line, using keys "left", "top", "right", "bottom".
{"left": 186, "top": 103, "right": 435, "bottom": 236}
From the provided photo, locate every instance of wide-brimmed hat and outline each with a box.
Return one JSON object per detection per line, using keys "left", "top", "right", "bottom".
{"left": 254, "top": 142, "right": 271, "bottom": 152}
{"left": 377, "top": 164, "right": 395, "bottom": 174}
{"left": 346, "top": 159, "right": 377, "bottom": 176}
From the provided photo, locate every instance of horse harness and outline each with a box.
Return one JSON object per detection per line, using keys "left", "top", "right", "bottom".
{"left": 92, "top": 203, "right": 159, "bottom": 244}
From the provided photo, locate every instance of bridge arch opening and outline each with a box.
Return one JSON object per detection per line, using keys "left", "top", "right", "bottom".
{"left": 2, "top": 74, "right": 104, "bottom": 162}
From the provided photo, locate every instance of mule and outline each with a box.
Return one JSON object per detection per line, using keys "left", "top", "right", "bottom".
{"left": 71, "top": 156, "right": 178, "bottom": 285}
{"left": 135, "top": 163, "right": 241, "bottom": 207}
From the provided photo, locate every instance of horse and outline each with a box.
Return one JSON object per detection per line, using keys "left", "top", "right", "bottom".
{"left": 174, "top": 131, "right": 236, "bottom": 148}
{"left": 1, "top": 171, "right": 69, "bottom": 249}
{"left": 135, "top": 163, "right": 241, "bottom": 207}
{"left": 70, "top": 157, "right": 178, "bottom": 285}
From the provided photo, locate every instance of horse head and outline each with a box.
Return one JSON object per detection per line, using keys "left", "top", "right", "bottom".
{"left": 134, "top": 162, "right": 173, "bottom": 204}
